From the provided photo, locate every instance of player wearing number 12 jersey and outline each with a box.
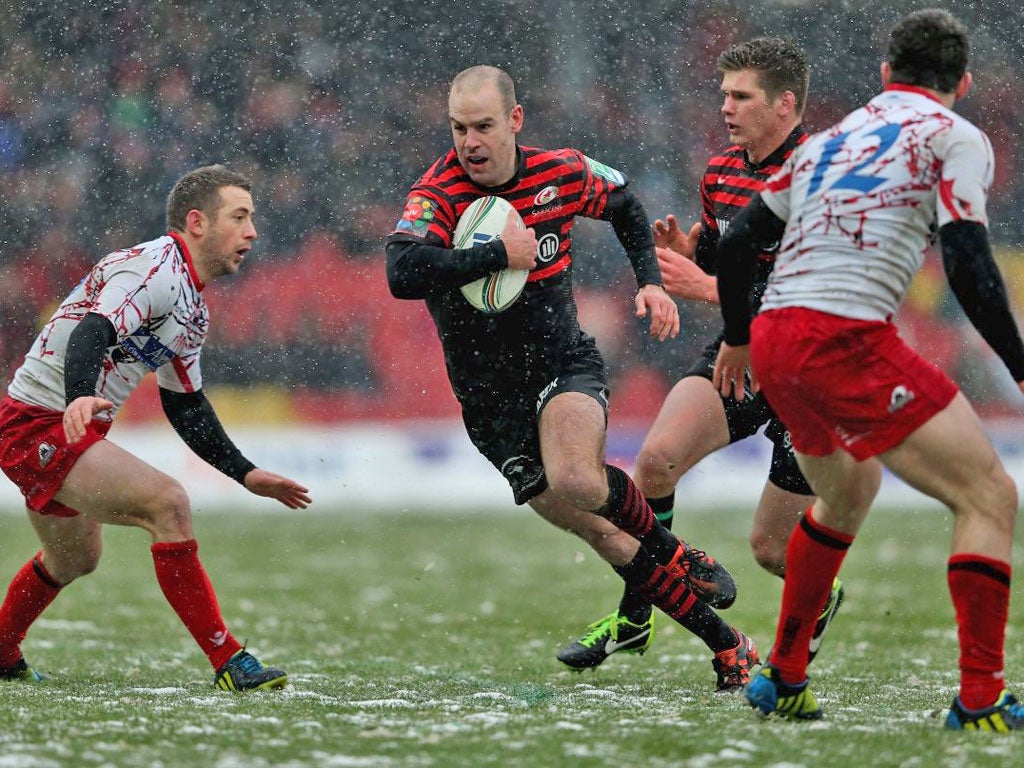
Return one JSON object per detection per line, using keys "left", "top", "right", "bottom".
{"left": 713, "top": 10, "right": 1024, "bottom": 726}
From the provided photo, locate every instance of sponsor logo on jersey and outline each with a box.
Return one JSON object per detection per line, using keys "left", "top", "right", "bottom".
{"left": 583, "top": 156, "right": 626, "bottom": 186}
{"left": 38, "top": 442, "right": 56, "bottom": 469}
{"left": 536, "top": 377, "right": 560, "bottom": 413}
{"left": 536, "top": 233, "right": 560, "bottom": 263}
{"left": 121, "top": 329, "right": 177, "bottom": 370}
{"left": 533, "top": 186, "right": 559, "bottom": 206}
{"left": 394, "top": 195, "right": 433, "bottom": 234}
{"left": 888, "top": 385, "right": 915, "bottom": 413}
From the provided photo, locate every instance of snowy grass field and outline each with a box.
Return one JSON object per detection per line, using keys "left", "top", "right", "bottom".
{"left": 0, "top": 504, "right": 1022, "bottom": 767}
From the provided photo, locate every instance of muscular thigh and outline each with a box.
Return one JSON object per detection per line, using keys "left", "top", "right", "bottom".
{"left": 880, "top": 392, "right": 1008, "bottom": 509}
{"left": 55, "top": 440, "right": 181, "bottom": 527}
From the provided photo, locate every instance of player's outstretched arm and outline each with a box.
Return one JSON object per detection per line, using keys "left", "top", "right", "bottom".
{"left": 243, "top": 469, "right": 311, "bottom": 509}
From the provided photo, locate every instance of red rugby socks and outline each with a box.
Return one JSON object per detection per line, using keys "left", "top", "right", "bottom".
{"left": 0, "top": 553, "right": 62, "bottom": 668}
{"left": 948, "top": 553, "right": 1011, "bottom": 710}
{"left": 151, "top": 539, "right": 242, "bottom": 671}
{"left": 771, "top": 508, "right": 853, "bottom": 684}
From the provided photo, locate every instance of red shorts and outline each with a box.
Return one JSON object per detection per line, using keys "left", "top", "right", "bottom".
{"left": 0, "top": 396, "right": 112, "bottom": 516}
{"left": 750, "top": 308, "right": 958, "bottom": 460}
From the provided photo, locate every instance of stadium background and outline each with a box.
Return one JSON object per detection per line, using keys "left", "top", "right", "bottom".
{"left": 2, "top": 0, "right": 1023, "bottom": 509}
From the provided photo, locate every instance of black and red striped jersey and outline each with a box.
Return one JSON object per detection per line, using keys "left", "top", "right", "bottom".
{"left": 386, "top": 144, "right": 656, "bottom": 402}
{"left": 392, "top": 144, "right": 629, "bottom": 281}
{"left": 694, "top": 126, "right": 807, "bottom": 286}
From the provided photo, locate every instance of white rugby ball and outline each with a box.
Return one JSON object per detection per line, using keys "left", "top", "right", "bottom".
{"left": 454, "top": 196, "right": 529, "bottom": 314}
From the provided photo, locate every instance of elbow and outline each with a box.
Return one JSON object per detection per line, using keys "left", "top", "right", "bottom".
{"left": 386, "top": 267, "right": 423, "bottom": 300}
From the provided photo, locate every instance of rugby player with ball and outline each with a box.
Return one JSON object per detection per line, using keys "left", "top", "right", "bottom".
{"left": 387, "top": 65, "right": 760, "bottom": 691}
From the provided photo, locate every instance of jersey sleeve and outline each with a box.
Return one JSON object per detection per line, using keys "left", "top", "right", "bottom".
{"left": 936, "top": 123, "right": 993, "bottom": 228}
{"left": 390, "top": 188, "right": 458, "bottom": 246}
{"left": 576, "top": 151, "right": 631, "bottom": 220}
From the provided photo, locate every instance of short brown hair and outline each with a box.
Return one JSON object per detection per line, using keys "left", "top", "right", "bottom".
{"left": 717, "top": 37, "right": 810, "bottom": 114}
{"left": 449, "top": 65, "right": 517, "bottom": 115}
{"left": 887, "top": 9, "right": 968, "bottom": 93}
{"left": 165, "top": 164, "right": 252, "bottom": 232}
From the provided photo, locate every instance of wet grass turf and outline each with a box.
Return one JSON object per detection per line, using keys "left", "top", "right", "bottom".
{"left": 0, "top": 504, "right": 1022, "bottom": 766}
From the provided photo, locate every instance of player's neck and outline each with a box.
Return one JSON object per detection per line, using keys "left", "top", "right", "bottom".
{"left": 745, "top": 121, "right": 800, "bottom": 165}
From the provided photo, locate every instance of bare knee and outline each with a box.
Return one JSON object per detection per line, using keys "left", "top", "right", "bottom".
{"left": 960, "top": 467, "right": 1018, "bottom": 534}
{"left": 140, "top": 479, "right": 194, "bottom": 540}
{"left": 40, "top": 542, "right": 101, "bottom": 584}
{"left": 749, "top": 531, "right": 786, "bottom": 577}
{"left": 635, "top": 435, "right": 697, "bottom": 499}
{"left": 546, "top": 466, "right": 608, "bottom": 512}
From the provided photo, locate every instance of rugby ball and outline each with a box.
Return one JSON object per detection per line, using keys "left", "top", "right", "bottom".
{"left": 454, "top": 196, "right": 529, "bottom": 314}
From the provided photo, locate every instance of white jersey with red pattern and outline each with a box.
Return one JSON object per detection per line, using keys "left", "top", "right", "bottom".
{"left": 8, "top": 232, "right": 207, "bottom": 417}
{"left": 759, "top": 84, "right": 993, "bottom": 322}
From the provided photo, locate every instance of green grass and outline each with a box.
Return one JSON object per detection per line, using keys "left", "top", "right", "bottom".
{"left": 1, "top": 504, "right": 1023, "bottom": 767}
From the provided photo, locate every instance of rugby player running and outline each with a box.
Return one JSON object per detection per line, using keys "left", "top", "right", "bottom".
{"left": 387, "top": 65, "right": 759, "bottom": 690}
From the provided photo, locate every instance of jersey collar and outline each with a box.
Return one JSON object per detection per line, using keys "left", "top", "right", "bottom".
{"left": 883, "top": 82, "right": 944, "bottom": 104}
{"left": 747, "top": 125, "right": 806, "bottom": 172}
{"left": 471, "top": 146, "right": 526, "bottom": 194}
{"left": 168, "top": 230, "right": 205, "bottom": 291}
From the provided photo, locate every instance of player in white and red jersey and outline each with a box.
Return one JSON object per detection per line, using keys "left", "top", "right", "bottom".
{"left": 0, "top": 165, "right": 311, "bottom": 691}
{"left": 713, "top": 10, "right": 1024, "bottom": 728}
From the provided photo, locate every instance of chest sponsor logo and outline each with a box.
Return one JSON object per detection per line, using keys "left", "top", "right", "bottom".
{"left": 534, "top": 186, "right": 559, "bottom": 207}
{"left": 536, "top": 233, "right": 560, "bottom": 263}
{"left": 121, "top": 329, "right": 176, "bottom": 370}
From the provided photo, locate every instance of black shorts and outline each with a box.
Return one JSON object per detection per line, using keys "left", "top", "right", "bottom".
{"left": 461, "top": 341, "right": 609, "bottom": 505}
{"left": 684, "top": 337, "right": 813, "bottom": 496}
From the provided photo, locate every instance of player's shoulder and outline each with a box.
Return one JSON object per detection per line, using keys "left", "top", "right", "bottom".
{"left": 520, "top": 144, "right": 585, "bottom": 169}
{"left": 412, "top": 148, "right": 463, "bottom": 189}
{"left": 97, "top": 234, "right": 176, "bottom": 270}
{"left": 705, "top": 145, "right": 746, "bottom": 172}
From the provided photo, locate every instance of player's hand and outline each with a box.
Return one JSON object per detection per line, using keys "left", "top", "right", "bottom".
{"left": 63, "top": 396, "right": 114, "bottom": 444}
{"left": 500, "top": 209, "right": 538, "bottom": 271}
{"left": 656, "top": 246, "right": 718, "bottom": 304}
{"left": 635, "top": 284, "right": 680, "bottom": 341}
{"left": 243, "top": 469, "right": 312, "bottom": 509}
{"left": 713, "top": 341, "right": 758, "bottom": 400}
{"left": 652, "top": 215, "right": 700, "bottom": 260}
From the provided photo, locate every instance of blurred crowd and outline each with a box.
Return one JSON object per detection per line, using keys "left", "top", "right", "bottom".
{"left": 2, "top": 1, "right": 1023, "bottom": 422}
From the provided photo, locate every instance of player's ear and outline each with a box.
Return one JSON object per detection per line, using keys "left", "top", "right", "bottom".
{"left": 185, "top": 208, "right": 206, "bottom": 237}
{"left": 777, "top": 90, "right": 796, "bottom": 116}
{"left": 955, "top": 71, "right": 972, "bottom": 100}
{"left": 510, "top": 103, "right": 524, "bottom": 134}
{"left": 880, "top": 61, "right": 892, "bottom": 86}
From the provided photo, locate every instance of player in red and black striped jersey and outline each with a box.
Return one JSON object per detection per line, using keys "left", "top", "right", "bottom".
{"left": 387, "top": 65, "right": 760, "bottom": 690}
{"left": 559, "top": 39, "right": 844, "bottom": 676}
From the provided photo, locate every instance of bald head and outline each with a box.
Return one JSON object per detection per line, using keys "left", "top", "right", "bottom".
{"left": 450, "top": 65, "right": 518, "bottom": 115}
